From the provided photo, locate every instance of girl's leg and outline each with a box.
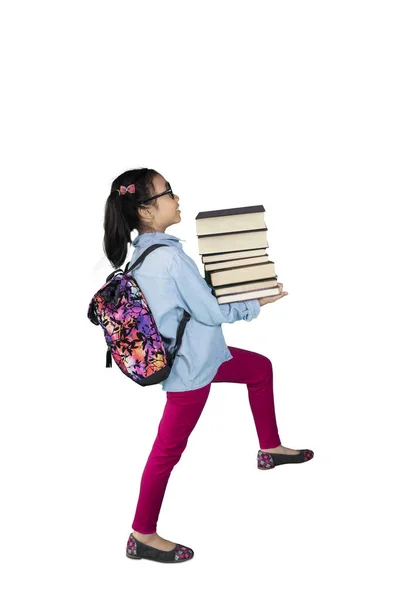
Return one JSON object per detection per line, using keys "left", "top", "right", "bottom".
{"left": 131, "top": 382, "right": 212, "bottom": 534}
{"left": 211, "top": 346, "right": 282, "bottom": 450}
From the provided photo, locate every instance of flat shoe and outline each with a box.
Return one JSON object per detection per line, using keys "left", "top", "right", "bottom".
{"left": 126, "top": 533, "right": 194, "bottom": 563}
{"left": 257, "top": 448, "right": 314, "bottom": 470}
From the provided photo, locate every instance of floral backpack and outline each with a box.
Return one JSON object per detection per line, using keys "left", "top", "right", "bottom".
{"left": 87, "top": 244, "right": 191, "bottom": 387}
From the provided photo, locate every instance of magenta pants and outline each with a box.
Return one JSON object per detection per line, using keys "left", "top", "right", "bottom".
{"left": 131, "top": 345, "right": 282, "bottom": 534}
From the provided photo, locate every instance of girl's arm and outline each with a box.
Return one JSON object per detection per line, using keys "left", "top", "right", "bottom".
{"left": 168, "top": 251, "right": 261, "bottom": 326}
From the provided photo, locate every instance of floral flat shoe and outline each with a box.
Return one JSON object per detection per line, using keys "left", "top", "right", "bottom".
{"left": 126, "top": 533, "right": 194, "bottom": 563}
{"left": 257, "top": 448, "right": 314, "bottom": 470}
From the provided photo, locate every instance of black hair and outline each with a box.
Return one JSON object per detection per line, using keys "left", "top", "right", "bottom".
{"left": 103, "top": 167, "right": 160, "bottom": 269}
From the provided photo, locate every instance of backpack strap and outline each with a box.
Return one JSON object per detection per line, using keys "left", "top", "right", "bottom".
{"left": 123, "top": 243, "right": 171, "bottom": 274}
{"left": 124, "top": 243, "right": 191, "bottom": 370}
{"left": 168, "top": 310, "right": 191, "bottom": 367}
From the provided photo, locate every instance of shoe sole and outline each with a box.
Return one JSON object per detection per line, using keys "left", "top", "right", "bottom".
{"left": 257, "top": 459, "right": 313, "bottom": 469}
{"left": 257, "top": 466, "right": 275, "bottom": 470}
{"left": 126, "top": 551, "right": 193, "bottom": 563}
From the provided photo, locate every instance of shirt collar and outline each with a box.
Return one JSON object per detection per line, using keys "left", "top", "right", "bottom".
{"left": 131, "top": 231, "right": 186, "bottom": 248}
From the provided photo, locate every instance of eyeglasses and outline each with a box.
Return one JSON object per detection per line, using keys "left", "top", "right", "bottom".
{"left": 142, "top": 181, "right": 174, "bottom": 204}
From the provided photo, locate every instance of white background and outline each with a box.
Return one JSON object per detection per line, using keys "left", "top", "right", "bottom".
{"left": 2, "top": 0, "right": 399, "bottom": 598}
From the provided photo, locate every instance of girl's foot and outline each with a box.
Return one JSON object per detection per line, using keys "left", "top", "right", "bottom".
{"left": 131, "top": 530, "right": 176, "bottom": 552}
{"left": 259, "top": 444, "right": 300, "bottom": 455}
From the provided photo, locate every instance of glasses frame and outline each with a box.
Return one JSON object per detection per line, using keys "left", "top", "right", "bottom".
{"left": 140, "top": 181, "right": 174, "bottom": 205}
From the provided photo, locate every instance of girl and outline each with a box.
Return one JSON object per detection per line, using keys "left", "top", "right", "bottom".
{"left": 103, "top": 167, "right": 314, "bottom": 564}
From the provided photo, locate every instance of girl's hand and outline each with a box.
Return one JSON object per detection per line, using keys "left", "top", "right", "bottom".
{"left": 258, "top": 283, "right": 288, "bottom": 306}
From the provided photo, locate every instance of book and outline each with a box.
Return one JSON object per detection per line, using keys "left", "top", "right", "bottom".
{"left": 204, "top": 254, "right": 271, "bottom": 273}
{"left": 202, "top": 247, "right": 268, "bottom": 264}
{"left": 195, "top": 205, "right": 267, "bottom": 236}
{"left": 211, "top": 286, "right": 280, "bottom": 304}
{"left": 207, "top": 259, "right": 277, "bottom": 287}
{"left": 197, "top": 228, "right": 268, "bottom": 256}
{"left": 209, "top": 278, "right": 279, "bottom": 296}
{"left": 196, "top": 205, "right": 281, "bottom": 305}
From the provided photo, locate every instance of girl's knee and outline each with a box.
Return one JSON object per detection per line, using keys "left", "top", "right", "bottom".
{"left": 255, "top": 354, "right": 273, "bottom": 379}
{"left": 255, "top": 353, "right": 272, "bottom": 370}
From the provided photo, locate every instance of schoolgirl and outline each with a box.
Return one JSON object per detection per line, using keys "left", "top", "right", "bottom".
{"left": 102, "top": 168, "right": 314, "bottom": 563}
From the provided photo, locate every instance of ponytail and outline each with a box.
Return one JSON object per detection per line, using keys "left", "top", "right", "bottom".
{"left": 103, "top": 168, "right": 159, "bottom": 269}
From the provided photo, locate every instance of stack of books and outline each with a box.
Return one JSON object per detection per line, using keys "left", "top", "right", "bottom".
{"left": 195, "top": 205, "right": 281, "bottom": 305}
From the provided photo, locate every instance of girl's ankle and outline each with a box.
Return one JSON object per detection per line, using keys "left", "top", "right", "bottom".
{"left": 132, "top": 529, "right": 157, "bottom": 539}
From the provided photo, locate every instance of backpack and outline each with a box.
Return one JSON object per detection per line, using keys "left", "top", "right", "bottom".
{"left": 87, "top": 244, "right": 191, "bottom": 387}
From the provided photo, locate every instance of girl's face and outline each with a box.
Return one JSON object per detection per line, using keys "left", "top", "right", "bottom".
{"left": 139, "top": 173, "right": 181, "bottom": 232}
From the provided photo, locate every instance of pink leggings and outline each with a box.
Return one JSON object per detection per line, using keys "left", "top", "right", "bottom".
{"left": 131, "top": 345, "right": 282, "bottom": 534}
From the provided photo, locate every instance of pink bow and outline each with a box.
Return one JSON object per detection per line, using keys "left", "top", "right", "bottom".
{"left": 119, "top": 184, "right": 136, "bottom": 195}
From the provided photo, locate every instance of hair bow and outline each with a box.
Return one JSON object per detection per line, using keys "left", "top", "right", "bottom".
{"left": 119, "top": 184, "right": 136, "bottom": 195}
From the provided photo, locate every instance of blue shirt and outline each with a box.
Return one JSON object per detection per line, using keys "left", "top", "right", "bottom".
{"left": 128, "top": 231, "right": 261, "bottom": 392}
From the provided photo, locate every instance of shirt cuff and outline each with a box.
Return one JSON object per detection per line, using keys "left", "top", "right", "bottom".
{"left": 247, "top": 298, "right": 261, "bottom": 319}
